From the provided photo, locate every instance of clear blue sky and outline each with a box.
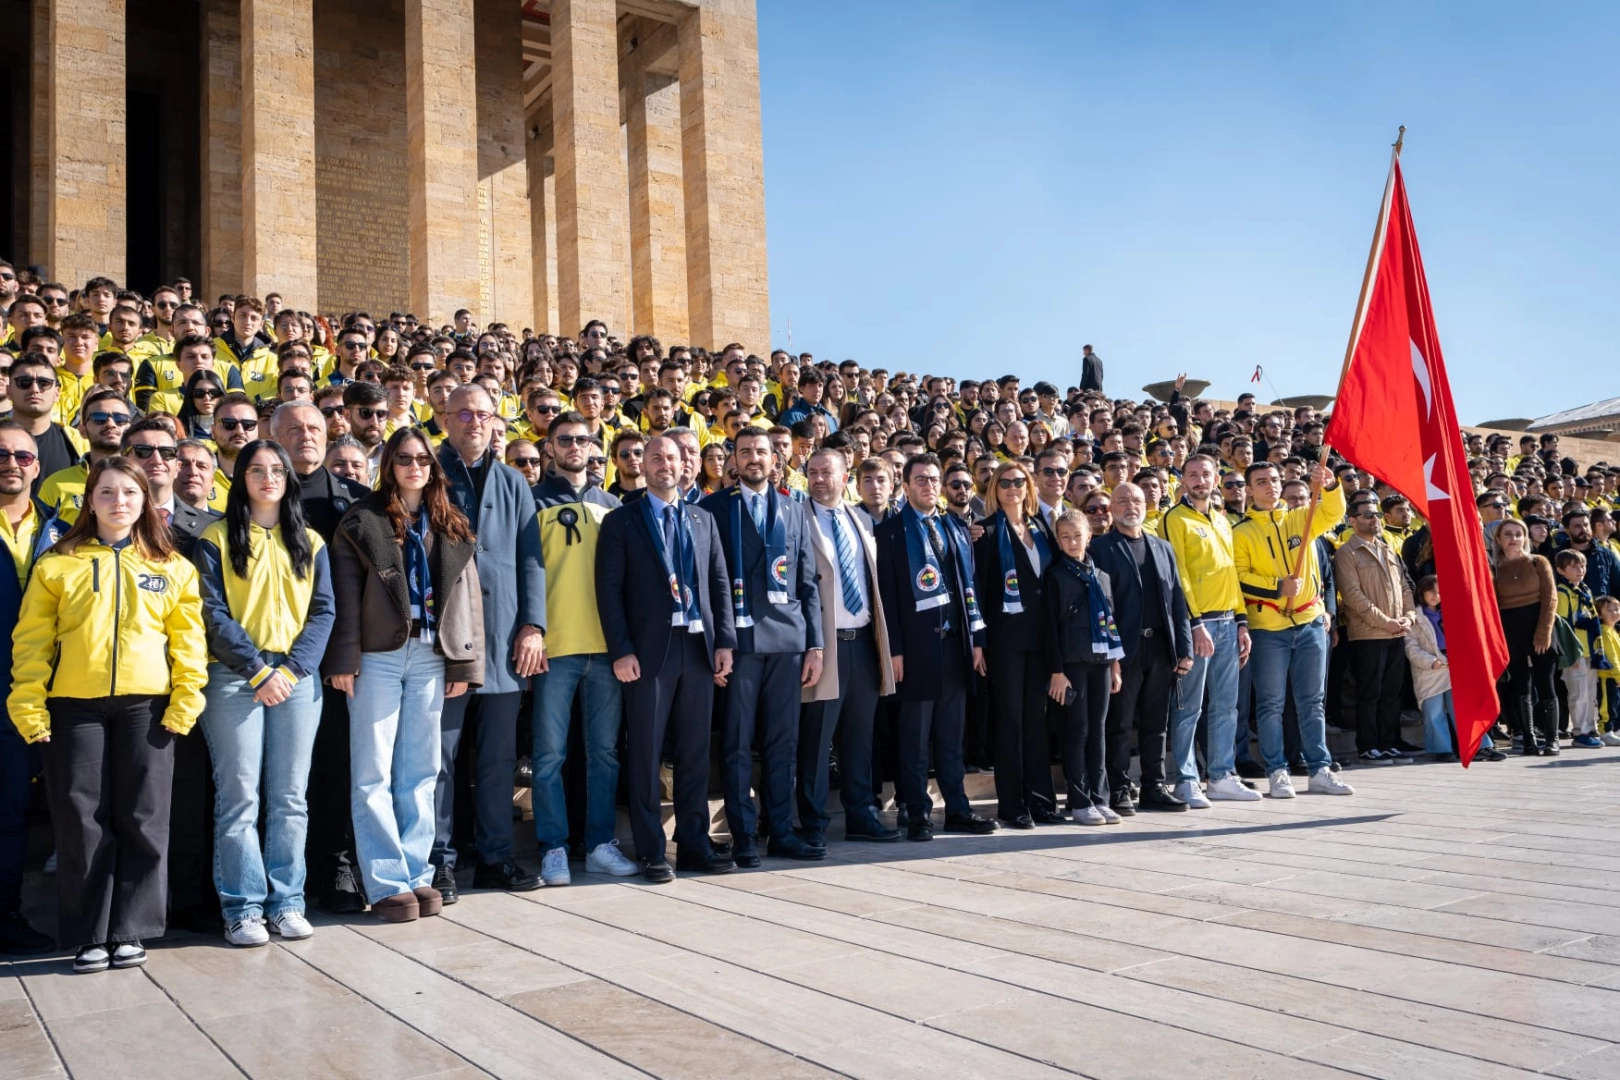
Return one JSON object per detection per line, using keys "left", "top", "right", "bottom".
{"left": 757, "top": 1, "right": 1619, "bottom": 425}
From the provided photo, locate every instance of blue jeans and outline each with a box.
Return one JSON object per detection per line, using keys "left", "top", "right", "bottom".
{"left": 531, "top": 653, "right": 623, "bottom": 853}
{"left": 1420, "top": 691, "right": 1454, "bottom": 754}
{"left": 1169, "top": 619, "right": 1241, "bottom": 784}
{"left": 199, "top": 662, "right": 322, "bottom": 923}
{"left": 1250, "top": 619, "right": 1332, "bottom": 773}
{"left": 349, "top": 639, "right": 444, "bottom": 904}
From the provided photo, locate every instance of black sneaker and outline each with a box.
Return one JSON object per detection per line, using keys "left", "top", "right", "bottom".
{"left": 0, "top": 910, "right": 53, "bottom": 955}
{"left": 74, "top": 944, "right": 110, "bottom": 974}
{"left": 1381, "top": 747, "right": 1414, "bottom": 764}
{"left": 1358, "top": 749, "right": 1393, "bottom": 766}
{"left": 326, "top": 865, "right": 367, "bottom": 914}
{"left": 110, "top": 941, "right": 146, "bottom": 969}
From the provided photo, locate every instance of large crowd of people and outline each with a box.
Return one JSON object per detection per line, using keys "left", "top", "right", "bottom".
{"left": 2, "top": 262, "right": 1618, "bottom": 976}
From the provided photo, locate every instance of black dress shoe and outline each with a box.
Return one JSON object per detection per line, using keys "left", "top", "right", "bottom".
{"left": 907, "top": 817, "right": 934, "bottom": 842}
{"left": 1030, "top": 807, "right": 1069, "bottom": 826}
{"left": 640, "top": 858, "right": 675, "bottom": 884}
{"left": 733, "top": 845, "right": 762, "bottom": 869}
{"left": 675, "top": 849, "right": 736, "bottom": 874}
{"left": 1109, "top": 795, "right": 1137, "bottom": 817}
{"left": 845, "top": 816, "right": 903, "bottom": 842}
{"left": 325, "top": 866, "right": 367, "bottom": 914}
{"left": 1478, "top": 747, "right": 1507, "bottom": 761}
{"left": 1234, "top": 759, "right": 1266, "bottom": 779}
{"left": 943, "top": 812, "right": 998, "bottom": 835}
{"left": 767, "top": 835, "right": 826, "bottom": 861}
{"left": 999, "top": 814, "right": 1035, "bottom": 830}
{"left": 895, "top": 805, "right": 910, "bottom": 828}
{"left": 796, "top": 828, "right": 827, "bottom": 850}
{"left": 431, "top": 864, "right": 459, "bottom": 905}
{"left": 1138, "top": 784, "right": 1189, "bottom": 812}
{"left": 473, "top": 858, "right": 541, "bottom": 892}
{"left": 0, "top": 910, "right": 54, "bottom": 954}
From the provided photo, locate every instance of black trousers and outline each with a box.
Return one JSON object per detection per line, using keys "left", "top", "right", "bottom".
{"left": 897, "top": 632, "right": 971, "bottom": 818}
{"left": 797, "top": 627, "right": 881, "bottom": 833}
{"left": 166, "top": 713, "right": 216, "bottom": 919}
{"left": 433, "top": 691, "right": 522, "bottom": 870}
{"left": 722, "top": 651, "right": 804, "bottom": 849}
{"left": 1352, "top": 638, "right": 1407, "bottom": 752}
{"left": 1058, "top": 662, "right": 1112, "bottom": 808}
{"left": 1106, "top": 634, "right": 1174, "bottom": 793}
{"left": 305, "top": 686, "right": 357, "bottom": 891}
{"left": 42, "top": 696, "right": 174, "bottom": 950}
{"left": 0, "top": 712, "right": 35, "bottom": 913}
{"left": 624, "top": 632, "right": 714, "bottom": 862}
{"left": 990, "top": 645, "right": 1057, "bottom": 819}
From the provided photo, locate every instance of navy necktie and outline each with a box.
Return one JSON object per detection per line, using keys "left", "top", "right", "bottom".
{"left": 829, "top": 510, "right": 864, "bottom": 615}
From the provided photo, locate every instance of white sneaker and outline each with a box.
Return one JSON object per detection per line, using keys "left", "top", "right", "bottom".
{"left": 1602, "top": 732, "right": 1620, "bottom": 747}
{"left": 225, "top": 916, "right": 270, "bottom": 947}
{"left": 1206, "top": 774, "right": 1262, "bottom": 802}
{"left": 1072, "top": 805, "right": 1106, "bottom": 826}
{"left": 585, "top": 840, "right": 639, "bottom": 877}
{"left": 1267, "top": 769, "right": 1296, "bottom": 799}
{"left": 1308, "top": 767, "right": 1355, "bottom": 796}
{"left": 1096, "top": 804, "right": 1122, "bottom": 824}
{"left": 1172, "top": 780, "right": 1211, "bottom": 809}
{"left": 267, "top": 911, "right": 314, "bottom": 940}
{"left": 540, "top": 846, "right": 571, "bottom": 886}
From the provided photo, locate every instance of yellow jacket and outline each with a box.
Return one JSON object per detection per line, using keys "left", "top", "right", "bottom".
{"left": 1232, "top": 483, "right": 1346, "bottom": 631}
{"left": 1161, "top": 499, "right": 1244, "bottom": 625}
{"left": 8, "top": 538, "right": 209, "bottom": 742}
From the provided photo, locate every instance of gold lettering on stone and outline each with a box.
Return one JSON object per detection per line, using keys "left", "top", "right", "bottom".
{"left": 317, "top": 150, "right": 410, "bottom": 313}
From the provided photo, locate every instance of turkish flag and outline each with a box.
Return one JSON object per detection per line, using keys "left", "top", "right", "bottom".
{"left": 1326, "top": 154, "right": 1508, "bottom": 765}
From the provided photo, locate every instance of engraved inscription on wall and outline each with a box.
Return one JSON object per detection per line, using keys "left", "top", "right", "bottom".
{"left": 316, "top": 151, "right": 409, "bottom": 315}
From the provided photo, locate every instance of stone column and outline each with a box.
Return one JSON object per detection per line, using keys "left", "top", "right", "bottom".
{"left": 474, "top": 0, "right": 534, "bottom": 328}
{"left": 32, "top": 0, "right": 127, "bottom": 287}
{"left": 405, "top": 0, "right": 481, "bottom": 324}
{"left": 550, "top": 0, "right": 629, "bottom": 339}
{"left": 678, "top": 0, "right": 769, "bottom": 353}
{"left": 200, "top": 0, "right": 243, "bottom": 300}
{"left": 627, "top": 72, "right": 689, "bottom": 342}
{"left": 526, "top": 114, "right": 558, "bottom": 335}
{"left": 241, "top": 0, "right": 317, "bottom": 304}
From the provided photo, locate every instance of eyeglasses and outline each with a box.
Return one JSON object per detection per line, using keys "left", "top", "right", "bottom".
{"left": 85, "top": 411, "right": 132, "bottom": 426}
{"left": 192, "top": 388, "right": 224, "bottom": 400}
{"left": 393, "top": 452, "right": 435, "bottom": 468}
{"left": 319, "top": 404, "right": 344, "bottom": 417}
{"left": 454, "top": 409, "right": 494, "bottom": 425}
{"left": 617, "top": 447, "right": 644, "bottom": 458}
{"left": 12, "top": 376, "right": 56, "bottom": 390}
{"left": 1039, "top": 466, "right": 1068, "bottom": 478}
{"left": 351, "top": 407, "right": 386, "bottom": 421}
{"left": 217, "top": 417, "right": 258, "bottom": 432}
{"left": 552, "top": 434, "right": 600, "bottom": 448}
{"left": 124, "top": 445, "right": 178, "bottom": 461}
{"left": 0, "top": 448, "right": 38, "bottom": 466}
{"left": 997, "top": 477, "right": 1028, "bottom": 490}
{"left": 245, "top": 465, "right": 289, "bottom": 481}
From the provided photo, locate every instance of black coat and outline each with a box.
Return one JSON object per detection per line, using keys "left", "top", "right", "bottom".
{"left": 596, "top": 495, "right": 736, "bottom": 680}
{"left": 698, "top": 486, "right": 822, "bottom": 655}
{"left": 972, "top": 512, "right": 1047, "bottom": 654}
{"left": 1088, "top": 530, "right": 1193, "bottom": 663}
{"left": 1043, "top": 556, "right": 1117, "bottom": 674}
{"left": 168, "top": 500, "right": 220, "bottom": 559}
{"left": 875, "top": 510, "right": 984, "bottom": 703}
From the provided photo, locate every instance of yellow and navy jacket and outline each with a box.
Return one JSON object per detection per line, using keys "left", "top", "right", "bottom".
{"left": 1161, "top": 499, "right": 1245, "bottom": 628}
{"left": 51, "top": 367, "right": 97, "bottom": 427}
{"left": 37, "top": 458, "right": 92, "bottom": 523}
{"left": 533, "top": 475, "right": 619, "bottom": 659}
{"left": 214, "top": 332, "right": 278, "bottom": 401}
{"left": 7, "top": 537, "right": 209, "bottom": 742}
{"left": 1231, "top": 483, "right": 1346, "bottom": 632}
{"left": 192, "top": 518, "right": 335, "bottom": 687}
{"left": 1556, "top": 579, "right": 1600, "bottom": 660}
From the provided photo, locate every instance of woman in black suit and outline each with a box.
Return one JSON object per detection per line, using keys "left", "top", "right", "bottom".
{"left": 974, "top": 460, "right": 1064, "bottom": 828}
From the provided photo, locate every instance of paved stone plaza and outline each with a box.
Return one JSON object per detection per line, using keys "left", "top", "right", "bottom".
{"left": 5, "top": 755, "right": 1619, "bottom": 1080}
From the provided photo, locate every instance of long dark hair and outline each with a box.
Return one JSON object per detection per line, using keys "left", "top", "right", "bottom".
{"left": 53, "top": 456, "right": 177, "bottom": 562}
{"left": 225, "top": 440, "right": 313, "bottom": 580}
{"left": 177, "top": 369, "right": 227, "bottom": 431}
{"left": 377, "top": 427, "right": 474, "bottom": 544}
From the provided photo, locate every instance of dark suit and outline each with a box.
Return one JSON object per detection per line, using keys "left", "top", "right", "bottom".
{"left": 699, "top": 486, "right": 821, "bottom": 852}
{"left": 596, "top": 494, "right": 736, "bottom": 862}
{"left": 1090, "top": 530, "right": 1192, "bottom": 793}
{"left": 973, "top": 514, "right": 1057, "bottom": 819}
{"left": 875, "top": 509, "right": 984, "bottom": 818}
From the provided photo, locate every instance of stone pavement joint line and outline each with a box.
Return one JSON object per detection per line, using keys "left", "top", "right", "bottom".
{"left": 4, "top": 756, "right": 1620, "bottom": 1079}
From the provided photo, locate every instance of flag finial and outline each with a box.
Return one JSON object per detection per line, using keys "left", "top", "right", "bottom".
{"left": 1394, "top": 126, "right": 1406, "bottom": 155}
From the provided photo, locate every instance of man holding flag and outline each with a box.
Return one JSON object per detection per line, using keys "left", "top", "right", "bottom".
{"left": 1326, "top": 132, "right": 1508, "bottom": 764}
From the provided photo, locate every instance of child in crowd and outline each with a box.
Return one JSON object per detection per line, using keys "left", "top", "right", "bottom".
{"left": 1405, "top": 575, "right": 1506, "bottom": 762}
{"left": 1595, "top": 596, "right": 1620, "bottom": 746}
{"left": 1553, "top": 550, "right": 1603, "bottom": 748}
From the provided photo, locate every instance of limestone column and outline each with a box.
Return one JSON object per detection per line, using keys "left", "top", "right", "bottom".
{"left": 200, "top": 0, "right": 244, "bottom": 300}
{"left": 32, "top": 0, "right": 127, "bottom": 287}
{"left": 241, "top": 0, "right": 317, "bottom": 304}
{"left": 526, "top": 115, "right": 558, "bottom": 335}
{"left": 678, "top": 0, "right": 770, "bottom": 353}
{"left": 474, "top": 0, "right": 534, "bottom": 328}
{"left": 405, "top": 0, "right": 481, "bottom": 324}
{"left": 550, "top": 0, "right": 629, "bottom": 339}
{"left": 627, "top": 72, "right": 689, "bottom": 342}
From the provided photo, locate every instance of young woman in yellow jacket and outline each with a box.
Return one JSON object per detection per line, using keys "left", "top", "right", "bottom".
{"left": 7, "top": 456, "right": 208, "bottom": 974}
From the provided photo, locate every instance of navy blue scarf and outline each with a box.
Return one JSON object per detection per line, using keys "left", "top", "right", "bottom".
{"left": 727, "top": 486, "right": 789, "bottom": 629}
{"left": 641, "top": 495, "right": 703, "bottom": 631}
{"left": 900, "top": 504, "right": 985, "bottom": 631}
{"left": 995, "top": 512, "right": 1049, "bottom": 614}
{"left": 1058, "top": 554, "right": 1123, "bottom": 661}
{"left": 404, "top": 508, "right": 434, "bottom": 641}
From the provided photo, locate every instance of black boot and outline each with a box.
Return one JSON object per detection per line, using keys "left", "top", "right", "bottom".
{"left": 1534, "top": 700, "right": 1561, "bottom": 756}
{"left": 1511, "top": 697, "right": 1541, "bottom": 756}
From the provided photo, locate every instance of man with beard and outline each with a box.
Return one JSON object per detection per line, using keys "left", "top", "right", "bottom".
{"left": 37, "top": 387, "right": 133, "bottom": 521}
{"left": 342, "top": 380, "right": 388, "bottom": 476}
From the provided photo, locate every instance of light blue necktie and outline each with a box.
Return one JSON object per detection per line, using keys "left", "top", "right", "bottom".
{"left": 750, "top": 491, "right": 766, "bottom": 534}
{"left": 829, "top": 509, "right": 865, "bottom": 616}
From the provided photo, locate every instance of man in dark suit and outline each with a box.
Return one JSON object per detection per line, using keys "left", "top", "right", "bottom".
{"left": 874, "top": 452, "right": 997, "bottom": 841}
{"left": 597, "top": 434, "right": 737, "bottom": 883}
{"left": 1090, "top": 482, "right": 1194, "bottom": 814}
{"left": 700, "top": 430, "right": 823, "bottom": 863}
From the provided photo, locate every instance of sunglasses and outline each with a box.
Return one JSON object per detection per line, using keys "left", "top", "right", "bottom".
{"left": 997, "top": 477, "right": 1028, "bottom": 489}
{"left": 1354, "top": 510, "right": 1384, "bottom": 519}
{"left": 552, "top": 434, "right": 600, "bottom": 448}
{"left": 85, "top": 411, "right": 132, "bottom": 426}
{"left": 0, "top": 448, "right": 38, "bottom": 467}
{"left": 530, "top": 404, "right": 561, "bottom": 415}
{"left": 12, "top": 376, "right": 56, "bottom": 390}
{"left": 1222, "top": 481, "right": 1245, "bottom": 489}
{"left": 43, "top": 296, "right": 69, "bottom": 307}
{"left": 192, "top": 388, "right": 224, "bottom": 399}
{"left": 319, "top": 404, "right": 344, "bottom": 417}
{"left": 124, "top": 445, "right": 179, "bottom": 461}
{"left": 946, "top": 479, "right": 974, "bottom": 491}
{"left": 588, "top": 457, "right": 608, "bottom": 468}
{"left": 1039, "top": 467, "right": 1069, "bottom": 478}
{"left": 617, "top": 447, "right": 644, "bottom": 458}
{"left": 217, "top": 417, "right": 258, "bottom": 432}
{"left": 410, "top": 362, "right": 437, "bottom": 371}
{"left": 351, "top": 407, "right": 386, "bottom": 421}
{"left": 510, "top": 456, "right": 541, "bottom": 468}
{"left": 394, "top": 452, "right": 435, "bottom": 468}
{"left": 1084, "top": 507, "right": 1110, "bottom": 515}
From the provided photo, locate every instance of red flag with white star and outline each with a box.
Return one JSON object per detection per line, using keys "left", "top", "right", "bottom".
{"left": 1326, "top": 149, "right": 1507, "bottom": 765}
